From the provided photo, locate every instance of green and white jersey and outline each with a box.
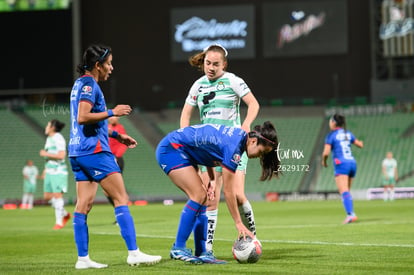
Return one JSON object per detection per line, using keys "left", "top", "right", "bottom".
{"left": 44, "top": 132, "right": 68, "bottom": 175}
{"left": 382, "top": 158, "right": 397, "bottom": 177}
{"left": 23, "top": 165, "right": 38, "bottom": 185}
{"left": 185, "top": 72, "right": 251, "bottom": 127}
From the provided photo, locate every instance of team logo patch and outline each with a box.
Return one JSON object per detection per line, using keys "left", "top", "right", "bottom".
{"left": 232, "top": 153, "right": 241, "bottom": 163}
{"left": 82, "top": 85, "right": 92, "bottom": 94}
{"left": 216, "top": 81, "right": 225, "bottom": 91}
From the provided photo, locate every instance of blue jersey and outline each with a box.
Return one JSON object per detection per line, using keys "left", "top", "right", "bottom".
{"left": 156, "top": 124, "right": 247, "bottom": 173}
{"left": 68, "top": 76, "right": 111, "bottom": 157}
{"left": 325, "top": 128, "right": 356, "bottom": 164}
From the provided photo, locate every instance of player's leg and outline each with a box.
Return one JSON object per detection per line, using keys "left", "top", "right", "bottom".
{"left": 168, "top": 166, "right": 206, "bottom": 264}
{"left": 101, "top": 171, "right": 161, "bottom": 266}
{"left": 73, "top": 179, "right": 107, "bottom": 269}
{"left": 336, "top": 175, "right": 357, "bottom": 223}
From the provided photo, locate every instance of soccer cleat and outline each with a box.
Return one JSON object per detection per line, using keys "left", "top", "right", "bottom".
{"left": 170, "top": 246, "right": 203, "bottom": 264}
{"left": 198, "top": 251, "right": 227, "bottom": 264}
{"left": 342, "top": 215, "right": 358, "bottom": 224}
{"left": 53, "top": 224, "right": 63, "bottom": 230}
{"left": 75, "top": 257, "right": 108, "bottom": 269}
{"left": 127, "top": 250, "right": 162, "bottom": 266}
{"left": 62, "top": 213, "right": 71, "bottom": 227}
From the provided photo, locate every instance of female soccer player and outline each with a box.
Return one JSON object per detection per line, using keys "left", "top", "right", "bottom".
{"left": 39, "top": 119, "right": 70, "bottom": 229}
{"left": 69, "top": 44, "right": 161, "bottom": 269}
{"left": 179, "top": 44, "right": 260, "bottom": 262}
{"left": 382, "top": 151, "right": 398, "bottom": 201}
{"left": 155, "top": 121, "right": 280, "bottom": 264}
{"left": 322, "top": 114, "right": 364, "bottom": 224}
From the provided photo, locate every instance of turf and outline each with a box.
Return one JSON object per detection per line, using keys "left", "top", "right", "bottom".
{"left": 0, "top": 199, "right": 413, "bottom": 274}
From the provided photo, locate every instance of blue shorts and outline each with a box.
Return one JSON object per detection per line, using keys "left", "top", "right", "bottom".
{"left": 155, "top": 138, "right": 193, "bottom": 175}
{"left": 333, "top": 160, "right": 357, "bottom": 178}
{"left": 70, "top": 151, "right": 121, "bottom": 182}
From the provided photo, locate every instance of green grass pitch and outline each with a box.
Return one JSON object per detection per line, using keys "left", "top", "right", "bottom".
{"left": 0, "top": 199, "right": 413, "bottom": 274}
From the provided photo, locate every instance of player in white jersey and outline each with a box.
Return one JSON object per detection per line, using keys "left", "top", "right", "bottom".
{"left": 180, "top": 44, "right": 260, "bottom": 262}
{"left": 21, "top": 159, "right": 39, "bottom": 209}
{"left": 39, "top": 119, "right": 71, "bottom": 229}
{"left": 382, "top": 151, "right": 398, "bottom": 201}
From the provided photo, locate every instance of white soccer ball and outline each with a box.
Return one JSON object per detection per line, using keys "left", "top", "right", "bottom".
{"left": 232, "top": 236, "right": 262, "bottom": 263}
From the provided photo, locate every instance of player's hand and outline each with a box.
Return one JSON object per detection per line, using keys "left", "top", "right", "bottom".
{"left": 322, "top": 160, "right": 328, "bottom": 167}
{"left": 39, "top": 149, "right": 47, "bottom": 157}
{"left": 207, "top": 180, "right": 216, "bottom": 201}
{"left": 113, "top": 104, "right": 132, "bottom": 116}
{"left": 117, "top": 134, "right": 137, "bottom": 148}
{"left": 236, "top": 222, "right": 255, "bottom": 240}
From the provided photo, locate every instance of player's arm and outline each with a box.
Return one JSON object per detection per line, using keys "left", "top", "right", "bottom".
{"left": 353, "top": 139, "right": 364, "bottom": 148}
{"left": 179, "top": 103, "right": 195, "bottom": 128}
{"left": 241, "top": 92, "right": 260, "bottom": 133}
{"left": 108, "top": 129, "right": 137, "bottom": 148}
{"left": 77, "top": 101, "right": 132, "bottom": 125}
{"left": 222, "top": 168, "right": 255, "bottom": 239}
{"left": 39, "top": 149, "right": 66, "bottom": 160}
{"left": 321, "top": 144, "right": 331, "bottom": 167}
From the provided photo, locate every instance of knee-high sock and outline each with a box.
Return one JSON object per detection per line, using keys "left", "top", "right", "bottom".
{"left": 193, "top": 205, "right": 207, "bottom": 256}
{"left": 115, "top": 205, "right": 137, "bottom": 251}
{"left": 175, "top": 200, "right": 202, "bottom": 248}
{"left": 28, "top": 194, "right": 34, "bottom": 208}
{"left": 54, "top": 198, "right": 66, "bottom": 225}
{"left": 239, "top": 201, "right": 257, "bottom": 236}
{"left": 73, "top": 212, "right": 89, "bottom": 257}
{"left": 341, "top": 191, "right": 354, "bottom": 215}
{"left": 204, "top": 209, "right": 218, "bottom": 252}
{"left": 22, "top": 194, "right": 29, "bottom": 206}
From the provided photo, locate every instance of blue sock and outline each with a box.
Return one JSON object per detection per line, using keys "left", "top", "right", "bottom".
{"left": 341, "top": 191, "right": 354, "bottom": 215}
{"left": 193, "top": 205, "right": 207, "bottom": 256}
{"left": 175, "top": 200, "right": 202, "bottom": 248}
{"left": 73, "top": 212, "right": 88, "bottom": 257}
{"left": 115, "top": 205, "right": 137, "bottom": 251}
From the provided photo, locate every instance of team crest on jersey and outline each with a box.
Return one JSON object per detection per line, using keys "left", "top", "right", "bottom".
{"left": 216, "top": 81, "right": 225, "bottom": 91}
{"left": 81, "top": 85, "right": 92, "bottom": 95}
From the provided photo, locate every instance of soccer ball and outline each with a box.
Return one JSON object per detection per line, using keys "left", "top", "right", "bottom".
{"left": 232, "top": 236, "right": 262, "bottom": 263}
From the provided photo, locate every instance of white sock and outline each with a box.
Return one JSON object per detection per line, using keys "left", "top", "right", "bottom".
{"left": 206, "top": 209, "right": 218, "bottom": 252}
{"left": 28, "top": 194, "right": 34, "bottom": 208}
{"left": 239, "top": 201, "right": 256, "bottom": 236}
{"left": 390, "top": 189, "right": 395, "bottom": 200}
{"left": 22, "top": 194, "right": 28, "bottom": 205}
{"left": 54, "top": 198, "right": 65, "bottom": 225}
{"left": 383, "top": 188, "right": 388, "bottom": 201}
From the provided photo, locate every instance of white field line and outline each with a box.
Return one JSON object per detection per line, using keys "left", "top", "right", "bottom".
{"left": 93, "top": 232, "right": 414, "bottom": 248}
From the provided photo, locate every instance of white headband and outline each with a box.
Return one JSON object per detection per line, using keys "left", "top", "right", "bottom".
{"left": 203, "top": 43, "right": 228, "bottom": 57}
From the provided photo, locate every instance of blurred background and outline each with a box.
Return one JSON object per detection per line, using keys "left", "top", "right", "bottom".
{"left": 0, "top": 0, "right": 413, "bottom": 205}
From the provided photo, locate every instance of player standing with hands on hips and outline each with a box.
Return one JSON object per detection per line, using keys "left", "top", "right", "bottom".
{"left": 180, "top": 44, "right": 260, "bottom": 263}
{"left": 69, "top": 44, "right": 161, "bottom": 269}
{"left": 322, "top": 114, "right": 364, "bottom": 224}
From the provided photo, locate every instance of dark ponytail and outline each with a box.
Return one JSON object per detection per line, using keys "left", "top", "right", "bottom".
{"left": 76, "top": 44, "right": 112, "bottom": 75}
{"left": 250, "top": 121, "right": 281, "bottom": 181}
{"left": 50, "top": 119, "right": 65, "bottom": 132}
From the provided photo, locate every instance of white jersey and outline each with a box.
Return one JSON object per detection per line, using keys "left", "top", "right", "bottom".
{"left": 185, "top": 72, "right": 251, "bottom": 127}
{"left": 23, "top": 165, "right": 39, "bottom": 185}
{"left": 382, "top": 158, "right": 397, "bottom": 177}
{"left": 44, "top": 132, "right": 68, "bottom": 175}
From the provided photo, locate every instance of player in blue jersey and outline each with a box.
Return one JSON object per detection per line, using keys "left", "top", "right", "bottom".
{"left": 180, "top": 44, "right": 260, "bottom": 263}
{"left": 69, "top": 44, "right": 161, "bottom": 269}
{"left": 322, "top": 114, "right": 364, "bottom": 224}
{"left": 155, "top": 121, "right": 280, "bottom": 264}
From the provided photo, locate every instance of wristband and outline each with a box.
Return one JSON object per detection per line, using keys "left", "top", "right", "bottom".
{"left": 107, "top": 109, "right": 114, "bottom": 117}
{"left": 110, "top": 130, "right": 119, "bottom": 138}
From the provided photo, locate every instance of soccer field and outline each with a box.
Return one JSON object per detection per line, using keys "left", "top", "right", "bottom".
{"left": 0, "top": 199, "right": 413, "bottom": 274}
